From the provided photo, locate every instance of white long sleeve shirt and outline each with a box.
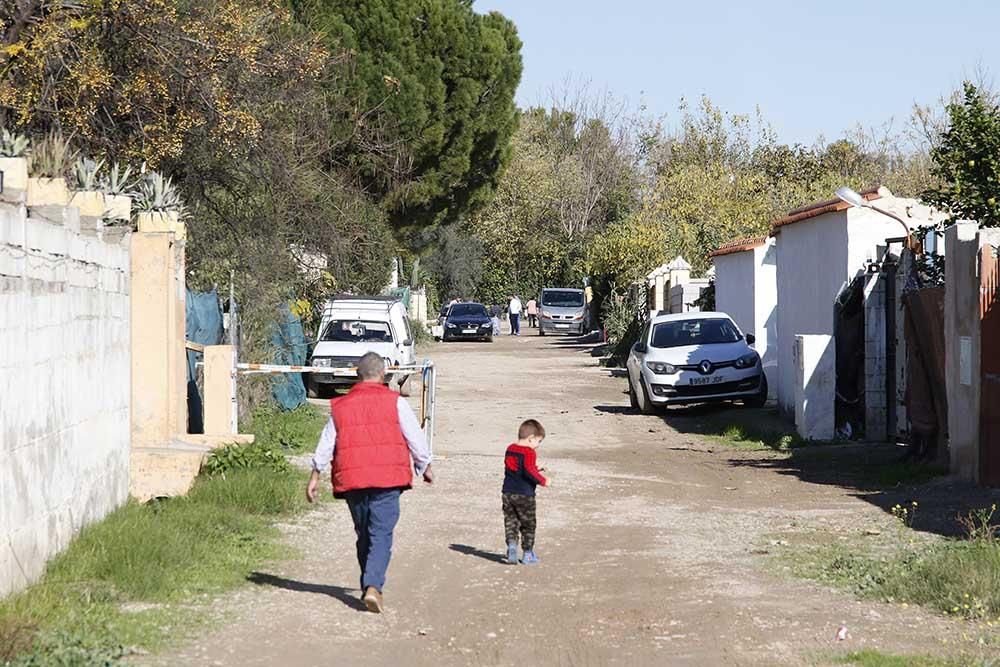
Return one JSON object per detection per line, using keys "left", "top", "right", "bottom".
{"left": 310, "top": 397, "right": 432, "bottom": 477}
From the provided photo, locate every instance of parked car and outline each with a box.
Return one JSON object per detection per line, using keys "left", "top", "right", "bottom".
{"left": 443, "top": 302, "right": 493, "bottom": 342}
{"left": 538, "top": 287, "right": 587, "bottom": 336}
{"left": 625, "top": 311, "right": 766, "bottom": 413}
{"left": 307, "top": 296, "right": 416, "bottom": 398}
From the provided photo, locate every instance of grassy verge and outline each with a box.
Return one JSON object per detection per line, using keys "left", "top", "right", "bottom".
{"left": 2, "top": 407, "right": 330, "bottom": 665}
{"left": 778, "top": 505, "right": 1000, "bottom": 631}
{"left": 246, "top": 402, "right": 328, "bottom": 455}
{"left": 831, "top": 649, "right": 973, "bottom": 667}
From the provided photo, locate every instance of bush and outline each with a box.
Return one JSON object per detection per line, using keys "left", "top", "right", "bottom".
{"left": 247, "top": 404, "right": 327, "bottom": 455}
{"left": 203, "top": 442, "right": 292, "bottom": 477}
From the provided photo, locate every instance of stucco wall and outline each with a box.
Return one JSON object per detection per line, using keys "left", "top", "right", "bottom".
{"left": 0, "top": 202, "right": 131, "bottom": 597}
{"left": 775, "top": 212, "right": 849, "bottom": 415}
{"left": 714, "top": 251, "right": 755, "bottom": 334}
{"left": 754, "top": 241, "right": 778, "bottom": 399}
{"left": 713, "top": 241, "right": 779, "bottom": 400}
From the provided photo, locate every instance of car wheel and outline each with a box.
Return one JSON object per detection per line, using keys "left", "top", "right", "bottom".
{"left": 305, "top": 374, "right": 318, "bottom": 399}
{"left": 539, "top": 328, "right": 546, "bottom": 337}
{"left": 743, "top": 374, "right": 768, "bottom": 409}
{"left": 628, "top": 378, "right": 639, "bottom": 410}
{"left": 636, "top": 377, "right": 657, "bottom": 415}
{"left": 486, "top": 335, "right": 493, "bottom": 343}
{"left": 398, "top": 373, "right": 412, "bottom": 397}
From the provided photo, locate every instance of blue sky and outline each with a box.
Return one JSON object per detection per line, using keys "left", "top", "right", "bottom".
{"left": 474, "top": 0, "right": 999, "bottom": 146}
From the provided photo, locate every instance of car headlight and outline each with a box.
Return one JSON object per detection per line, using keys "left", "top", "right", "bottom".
{"left": 734, "top": 352, "right": 759, "bottom": 369}
{"left": 480, "top": 322, "right": 491, "bottom": 328}
{"left": 645, "top": 361, "right": 677, "bottom": 375}
{"left": 540, "top": 311, "right": 551, "bottom": 319}
{"left": 446, "top": 322, "right": 457, "bottom": 328}
{"left": 572, "top": 314, "right": 583, "bottom": 320}
{"left": 312, "top": 357, "right": 332, "bottom": 367}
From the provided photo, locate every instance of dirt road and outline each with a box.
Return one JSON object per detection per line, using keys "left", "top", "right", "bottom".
{"left": 155, "top": 334, "right": 964, "bottom": 666}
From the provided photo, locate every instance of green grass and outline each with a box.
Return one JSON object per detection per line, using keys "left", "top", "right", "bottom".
{"left": 833, "top": 649, "right": 971, "bottom": 667}
{"left": 246, "top": 402, "right": 328, "bottom": 454}
{"left": 0, "top": 467, "right": 312, "bottom": 664}
{"left": 787, "top": 535, "right": 1000, "bottom": 623}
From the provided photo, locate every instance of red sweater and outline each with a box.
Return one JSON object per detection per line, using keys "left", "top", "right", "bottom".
{"left": 502, "top": 444, "right": 547, "bottom": 496}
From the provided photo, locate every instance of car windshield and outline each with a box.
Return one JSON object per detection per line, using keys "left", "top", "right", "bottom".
{"left": 321, "top": 319, "right": 394, "bottom": 343}
{"left": 449, "top": 304, "right": 488, "bottom": 318}
{"left": 542, "top": 290, "right": 584, "bottom": 308}
{"left": 651, "top": 318, "right": 741, "bottom": 348}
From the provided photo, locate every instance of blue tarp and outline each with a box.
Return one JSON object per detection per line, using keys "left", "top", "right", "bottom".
{"left": 186, "top": 289, "right": 225, "bottom": 433}
{"left": 271, "top": 304, "right": 308, "bottom": 410}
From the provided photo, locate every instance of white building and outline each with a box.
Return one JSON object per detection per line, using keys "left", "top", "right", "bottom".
{"left": 771, "top": 186, "right": 944, "bottom": 424}
{"left": 710, "top": 236, "right": 777, "bottom": 399}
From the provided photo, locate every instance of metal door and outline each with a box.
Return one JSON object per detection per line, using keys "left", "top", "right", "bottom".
{"left": 981, "top": 245, "right": 1000, "bottom": 485}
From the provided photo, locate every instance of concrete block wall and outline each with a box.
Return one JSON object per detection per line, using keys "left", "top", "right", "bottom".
{"left": 864, "top": 271, "right": 887, "bottom": 440}
{"left": 0, "top": 201, "right": 130, "bottom": 597}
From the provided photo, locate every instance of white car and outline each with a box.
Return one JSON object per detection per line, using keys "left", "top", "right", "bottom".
{"left": 308, "top": 296, "right": 417, "bottom": 398}
{"left": 625, "top": 311, "right": 767, "bottom": 413}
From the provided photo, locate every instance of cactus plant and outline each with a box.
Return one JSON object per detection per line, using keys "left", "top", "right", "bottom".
{"left": 0, "top": 129, "right": 29, "bottom": 157}
{"left": 133, "top": 171, "right": 187, "bottom": 217}
{"left": 73, "top": 157, "right": 105, "bottom": 190}
{"left": 100, "top": 162, "right": 138, "bottom": 196}
{"left": 30, "top": 132, "right": 77, "bottom": 178}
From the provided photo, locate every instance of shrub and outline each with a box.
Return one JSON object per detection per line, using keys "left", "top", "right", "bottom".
{"left": 248, "top": 403, "right": 328, "bottom": 455}
{"left": 202, "top": 442, "right": 292, "bottom": 477}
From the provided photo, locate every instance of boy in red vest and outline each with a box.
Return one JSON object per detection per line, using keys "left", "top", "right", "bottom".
{"left": 502, "top": 419, "right": 549, "bottom": 564}
{"left": 306, "top": 352, "right": 433, "bottom": 613}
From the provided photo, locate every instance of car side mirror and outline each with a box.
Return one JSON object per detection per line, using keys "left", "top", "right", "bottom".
{"left": 633, "top": 342, "right": 648, "bottom": 354}
{"left": 402, "top": 339, "right": 413, "bottom": 347}
{"left": 745, "top": 333, "right": 756, "bottom": 346}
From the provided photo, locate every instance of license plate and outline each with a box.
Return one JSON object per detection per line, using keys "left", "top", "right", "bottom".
{"left": 462, "top": 328, "right": 477, "bottom": 334}
{"left": 556, "top": 324, "right": 570, "bottom": 329}
{"left": 690, "top": 376, "right": 724, "bottom": 386}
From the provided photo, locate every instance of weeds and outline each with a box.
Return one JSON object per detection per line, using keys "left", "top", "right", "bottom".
{"left": 789, "top": 505, "right": 1000, "bottom": 623}
{"left": 247, "top": 403, "right": 327, "bottom": 455}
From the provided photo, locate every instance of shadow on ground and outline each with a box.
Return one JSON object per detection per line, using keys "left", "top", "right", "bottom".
{"left": 448, "top": 544, "right": 507, "bottom": 564}
{"left": 247, "top": 572, "right": 367, "bottom": 611}
{"left": 596, "top": 399, "right": 1000, "bottom": 539}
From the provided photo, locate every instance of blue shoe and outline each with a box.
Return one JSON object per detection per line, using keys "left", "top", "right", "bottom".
{"left": 522, "top": 550, "right": 539, "bottom": 565}
{"left": 506, "top": 542, "right": 519, "bottom": 564}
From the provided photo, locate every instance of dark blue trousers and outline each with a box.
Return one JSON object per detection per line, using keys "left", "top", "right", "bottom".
{"left": 344, "top": 488, "right": 402, "bottom": 592}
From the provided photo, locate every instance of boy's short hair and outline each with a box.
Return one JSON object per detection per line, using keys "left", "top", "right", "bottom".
{"left": 356, "top": 351, "right": 386, "bottom": 381}
{"left": 518, "top": 419, "right": 545, "bottom": 440}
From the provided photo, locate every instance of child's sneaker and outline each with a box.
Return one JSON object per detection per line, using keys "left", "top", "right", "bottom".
{"left": 522, "top": 550, "right": 539, "bottom": 565}
{"left": 505, "top": 542, "right": 519, "bottom": 564}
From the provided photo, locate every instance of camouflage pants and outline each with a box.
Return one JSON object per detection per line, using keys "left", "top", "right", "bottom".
{"left": 501, "top": 493, "right": 537, "bottom": 551}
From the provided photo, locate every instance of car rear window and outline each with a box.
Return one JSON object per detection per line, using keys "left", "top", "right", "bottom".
{"left": 321, "top": 320, "right": 394, "bottom": 343}
{"left": 651, "top": 318, "right": 741, "bottom": 348}
{"left": 542, "top": 290, "right": 584, "bottom": 307}
{"left": 448, "top": 304, "right": 488, "bottom": 317}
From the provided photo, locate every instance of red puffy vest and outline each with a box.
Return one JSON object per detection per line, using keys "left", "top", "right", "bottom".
{"left": 329, "top": 382, "right": 412, "bottom": 495}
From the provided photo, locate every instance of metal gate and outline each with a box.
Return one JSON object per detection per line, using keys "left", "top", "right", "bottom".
{"left": 981, "top": 244, "right": 1000, "bottom": 485}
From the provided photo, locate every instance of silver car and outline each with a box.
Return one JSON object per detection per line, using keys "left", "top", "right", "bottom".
{"left": 625, "top": 312, "right": 767, "bottom": 413}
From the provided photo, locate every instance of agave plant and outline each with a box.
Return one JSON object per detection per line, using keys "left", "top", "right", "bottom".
{"left": 133, "top": 171, "right": 187, "bottom": 217}
{"left": 0, "top": 129, "right": 29, "bottom": 157}
{"left": 100, "top": 162, "right": 138, "bottom": 196}
{"left": 73, "top": 157, "right": 105, "bottom": 190}
{"left": 30, "top": 131, "right": 77, "bottom": 178}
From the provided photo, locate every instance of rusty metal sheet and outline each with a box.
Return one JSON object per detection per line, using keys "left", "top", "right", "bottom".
{"left": 981, "top": 246, "right": 1000, "bottom": 486}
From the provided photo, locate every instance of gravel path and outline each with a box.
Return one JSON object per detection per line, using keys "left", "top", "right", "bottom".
{"left": 151, "top": 333, "right": 967, "bottom": 666}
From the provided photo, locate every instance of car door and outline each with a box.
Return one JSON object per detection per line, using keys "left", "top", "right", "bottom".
{"left": 626, "top": 321, "right": 651, "bottom": 388}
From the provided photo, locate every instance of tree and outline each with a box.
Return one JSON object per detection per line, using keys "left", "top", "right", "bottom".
{"left": 923, "top": 82, "right": 1000, "bottom": 227}
{"left": 291, "top": 0, "right": 523, "bottom": 230}
{"left": 421, "top": 226, "right": 483, "bottom": 301}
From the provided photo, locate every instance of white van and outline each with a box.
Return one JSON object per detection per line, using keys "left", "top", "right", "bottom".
{"left": 307, "top": 296, "right": 417, "bottom": 397}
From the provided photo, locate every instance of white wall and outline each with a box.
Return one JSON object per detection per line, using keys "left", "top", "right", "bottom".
{"left": 713, "top": 240, "right": 778, "bottom": 400}
{"left": 714, "top": 251, "right": 755, "bottom": 334}
{"left": 0, "top": 202, "right": 131, "bottom": 597}
{"left": 775, "top": 212, "right": 849, "bottom": 415}
{"left": 754, "top": 241, "right": 778, "bottom": 399}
